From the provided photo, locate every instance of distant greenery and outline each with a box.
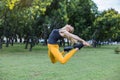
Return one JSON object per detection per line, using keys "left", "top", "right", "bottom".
{"left": 0, "top": 44, "right": 120, "bottom": 80}
{"left": 115, "top": 46, "right": 120, "bottom": 54}
{"left": 0, "top": 0, "right": 120, "bottom": 49}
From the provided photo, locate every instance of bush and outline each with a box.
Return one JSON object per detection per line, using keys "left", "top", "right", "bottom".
{"left": 114, "top": 46, "right": 120, "bottom": 54}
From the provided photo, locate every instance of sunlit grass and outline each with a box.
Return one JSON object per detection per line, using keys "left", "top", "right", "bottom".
{"left": 0, "top": 44, "right": 120, "bottom": 80}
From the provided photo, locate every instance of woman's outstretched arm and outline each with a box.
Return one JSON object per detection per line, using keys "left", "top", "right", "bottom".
{"left": 60, "top": 30, "right": 90, "bottom": 46}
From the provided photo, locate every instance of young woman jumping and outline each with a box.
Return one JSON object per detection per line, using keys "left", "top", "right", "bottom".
{"left": 47, "top": 24, "right": 90, "bottom": 64}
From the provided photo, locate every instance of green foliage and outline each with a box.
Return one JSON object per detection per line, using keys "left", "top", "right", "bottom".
{"left": 67, "top": 0, "right": 98, "bottom": 40}
{"left": 94, "top": 9, "right": 120, "bottom": 41}
{"left": 0, "top": 0, "right": 53, "bottom": 38}
{"left": 0, "top": 0, "right": 120, "bottom": 42}
{"left": 45, "top": 0, "right": 69, "bottom": 28}
{"left": 115, "top": 46, "right": 120, "bottom": 54}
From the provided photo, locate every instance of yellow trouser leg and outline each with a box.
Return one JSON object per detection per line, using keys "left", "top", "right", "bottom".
{"left": 48, "top": 49, "right": 57, "bottom": 63}
{"left": 48, "top": 46, "right": 65, "bottom": 64}
{"left": 48, "top": 44, "right": 77, "bottom": 64}
{"left": 61, "top": 51, "right": 65, "bottom": 56}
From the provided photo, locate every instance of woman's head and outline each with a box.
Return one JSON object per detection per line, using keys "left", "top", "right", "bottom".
{"left": 61, "top": 24, "right": 77, "bottom": 44}
{"left": 63, "top": 24, "right": 74, "bottom": 33}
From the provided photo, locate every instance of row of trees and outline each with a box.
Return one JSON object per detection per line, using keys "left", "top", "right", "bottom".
{"left": 0, "top": 0, "right": 120, "bottom": 50}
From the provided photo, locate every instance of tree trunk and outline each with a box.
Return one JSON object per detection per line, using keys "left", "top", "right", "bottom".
{"left": 14, "top": 35, "right": 17, "bottom": 42}
{"left": 11, "top": 37, "right": 14, "bottom": 46}
{"left": 29, "top": 42, "right": 33, "bottom": 51}
{"left": 19, "top": 35, "right": 22, "bottom": 43}
{"left": 6, "top": 38, "right": 9, "bottom": 47}
{"left": 0, "top": 38, "right": 2, "bottom": 49}
{"left": 25, "top": 35, "right": 29, "bottom": 49}
{"left": 25, "top": 39, "right": 29, "bottom": 49}
{"left": 10, "top": 37, "right": 14, "bottom": 46}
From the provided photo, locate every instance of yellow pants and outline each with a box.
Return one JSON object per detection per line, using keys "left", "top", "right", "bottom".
{"left": 48, "top": 44, "right": 77, "bottom": 64}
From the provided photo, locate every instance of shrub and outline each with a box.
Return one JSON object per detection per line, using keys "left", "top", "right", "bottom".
{"left": 114, "top": 46, "right": 120, "bottom": 54}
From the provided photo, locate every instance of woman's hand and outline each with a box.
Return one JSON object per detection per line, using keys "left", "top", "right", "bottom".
{"left": 82, "top": 41, "right": 91, "bottom": 46}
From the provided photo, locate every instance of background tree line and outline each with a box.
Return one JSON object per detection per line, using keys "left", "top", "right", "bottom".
{"left": 0, "top": 0, "right": 120, "bottom": 50}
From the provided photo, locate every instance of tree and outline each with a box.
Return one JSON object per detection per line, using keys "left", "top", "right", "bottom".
{"left": 0, "top": 0, "right": 53, "bottom": 50}
{"left": 94, "top": 9, "right": 120, "bottom": 41}
{"left": 67, "top": 0, "right": 98, "bottom": 40}
{"left": 38, "top": 0, "right": 69, "bottom": 45}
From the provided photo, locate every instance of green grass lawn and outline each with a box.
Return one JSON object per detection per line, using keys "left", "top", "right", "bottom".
{"left": 0, "top": 44, "right": 120, "bottom": 80}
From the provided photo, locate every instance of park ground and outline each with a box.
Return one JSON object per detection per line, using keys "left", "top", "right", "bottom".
{"left": 0, "top": 44, "right": 120, "bottom": 80}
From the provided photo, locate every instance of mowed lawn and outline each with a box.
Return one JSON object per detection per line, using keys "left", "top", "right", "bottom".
{"left": 0, "top": 44, "right": 120, "bottom": 80}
